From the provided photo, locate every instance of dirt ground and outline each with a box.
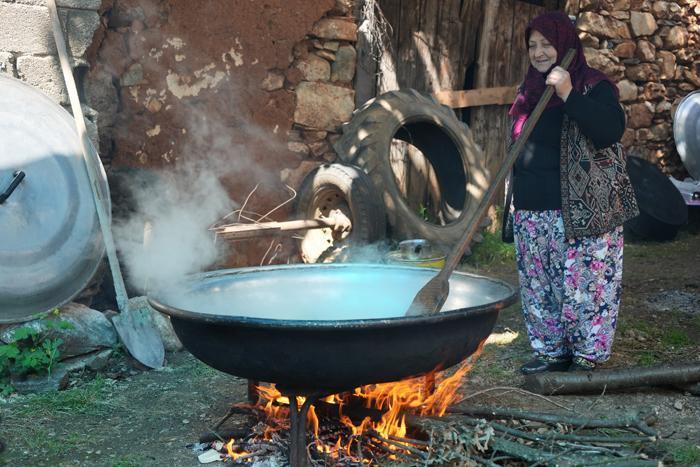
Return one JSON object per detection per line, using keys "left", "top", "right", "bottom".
{"left": 1, "top": 212, "right": 699, "bottom": 466}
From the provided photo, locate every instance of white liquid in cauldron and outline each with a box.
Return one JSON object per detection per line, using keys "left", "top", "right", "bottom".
{"left": 156, "top": 266, "right": 512, "bottom": 322}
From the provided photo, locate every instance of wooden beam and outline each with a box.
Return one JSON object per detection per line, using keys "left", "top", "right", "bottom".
{"left": 433, "top": 86, "right": 518, "bottom": 108}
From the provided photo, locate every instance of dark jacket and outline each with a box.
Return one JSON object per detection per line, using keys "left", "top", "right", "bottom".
{"left": 504, "top": 83, "right": 639, "bottom": 240}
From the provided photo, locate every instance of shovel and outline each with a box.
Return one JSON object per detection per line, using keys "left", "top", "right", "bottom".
{"left": 48, "top": 0, "right": 165, "bottom": 368}
{"left": 406, "top": 48, "right": 576, "bottom": 317}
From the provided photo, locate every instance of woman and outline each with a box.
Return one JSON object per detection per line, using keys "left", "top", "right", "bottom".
{"left": 505, "top": 11, "right": 639, "bottom": 374}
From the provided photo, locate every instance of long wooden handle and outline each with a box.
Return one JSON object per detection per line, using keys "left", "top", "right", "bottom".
{"left": 47, "top": 0, "right": 131, "bottom": 313}
{"left": 437, "top": 48, "right": 577, "bottom": 280}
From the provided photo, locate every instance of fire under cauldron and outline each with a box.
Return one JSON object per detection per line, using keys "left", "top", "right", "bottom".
{"left": 148, "top": 263, "right": 517, "bottom": 466}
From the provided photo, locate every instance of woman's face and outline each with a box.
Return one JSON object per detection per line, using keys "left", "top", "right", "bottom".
{"left": 528, "top": 30, "right": 557, "bottom": 73}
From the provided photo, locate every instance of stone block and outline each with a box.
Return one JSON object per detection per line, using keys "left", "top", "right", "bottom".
{"left": 630, "top": 0, "right": 652, "bottom": 10}
{"left": 577, "top": 12, "right": 631, "bottom": 39}
{"left": 294, "top": 81, "right": 355, "bottom": 131}
{"left": 579, "top": 32, "right": 600, "bottom": 48}
{"left": 651, "top": 1, "right": 681, "bottom": 19}
{"left": 65, "top": 9, "right": 101, "bottom": 59}
{"left": 583, "top": 47, "right": 623, "bottom": 80}
{"left": 311, "top": 18, "right": 357, "bottom": 42}
{"left": 621, "top": 127, "right": 635, "bottom": 146}
{"left": 641, "top": 82, "right": 666, "bottom": 100}
{"left": 611, "top": 10, "right": 630, "bottom": 20}
{"left": 627, "top": 102, "right": 654, "bottom": 128}
{"left": 331, "top": 45, "right": 356, "bottom": 83}
{"left": 16, "top": 55, "right": 68, "bottom": 104}
{"left": 664, "top": 26, "right": 688, "bottom": 49}
{"left": 649, "top": 122, "right": 671, "bottom": 141}
{"left": 656, "top": 50, "right": 676, "bottom": 79}
{"left": 120, "top": 62, "right": 144, "bottom": 86}
{"left": 655, "top": 100, "right": 671, "bottom": 115}
{"left": 12, "top": 0, "right": 103, "bottom": 9}
{"left": 617, "top": 79, "right": 638, "bottom": 101}
{"left": 636, "top": 39, "right": 656, "bottom": 61}
{"left": 261, "top": 70, "right": 285, "bottom": 91}
{"left": 294, "top": 54, "right": 331, "bottom": 81}
{"left": 630, "top": 11, "right": 658, "bottom": 36}
{"left": 0, "top": 3, "right": 55, "bottom": 55}
{"left": 0, "top": 4, "right": 99, "bottom": 60}
{"left": 0, "top": 51, "right": 14, "bottom": 75}
{"left": 613, "top": 40, "right": 636, "bottom": 58}
{"left": 625, "top": 62, "right": 659, "bottom": 81}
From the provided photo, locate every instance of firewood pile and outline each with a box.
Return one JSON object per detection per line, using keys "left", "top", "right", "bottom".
{"left": 195, "top": 390, "right": 663, "bottom": 466}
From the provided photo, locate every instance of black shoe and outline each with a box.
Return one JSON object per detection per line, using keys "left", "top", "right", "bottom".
{"left": 568, "top": 356, "right": 596, "bottom": 372}
{"left": 520, "top": 356, "right": 571, "bottom": 375}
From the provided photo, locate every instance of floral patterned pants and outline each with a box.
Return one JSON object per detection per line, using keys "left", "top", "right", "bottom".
{"left": 513, "top": 209, "right": 624, "bottom": 363}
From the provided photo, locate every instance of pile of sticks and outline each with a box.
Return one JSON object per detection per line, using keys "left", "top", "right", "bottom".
{"left": 199, "top": 392, "right": 664, "bottom": 466}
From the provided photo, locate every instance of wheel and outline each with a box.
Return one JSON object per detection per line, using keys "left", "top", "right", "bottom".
{"left": 333, "top": 89, "right": 489, "bottom": 248}
{"left": 295, "top": 163, "right": 386, "bottom": 263}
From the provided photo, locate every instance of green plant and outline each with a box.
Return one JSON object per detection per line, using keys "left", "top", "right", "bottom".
{"left": 661, "top": 328, "right": 691, "bottom": 348}
{"left": 465, "top": 230, "right": 515, "bottom": 266}
{"left": 0, "top": 312, "right": 73, "bottom": 394}
{"left": 16, "top": 375, "right": 114, "bottom": 417}
{"left": 663, "top": 441, "right": 700, "bottom": 465}
{"left": 636, "top": 351, "right": 658, "bottom": 366}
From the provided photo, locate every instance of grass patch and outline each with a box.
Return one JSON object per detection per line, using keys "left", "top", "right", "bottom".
{"left": 661, "top": 328, "right": 691, "bottom": 348}
{"left": 691, "top": 314, "right": 700, "bottom": 330}
{"left": 13, "top": 375, "right": 115, "bottom": 417}
{"left": 636, "top": 351, "right": 659, "bottom": 366}
{"left": 464, "top": 230, "right": 515, "bottom": 267}
{"left": 663, "top": 441, "right": 700, "bottom": 465}
{"left": 113, "top": 456, "right": 151, "bottom": 467}
{"left": 23, "top": 431, "right": 85, "bottom": 456}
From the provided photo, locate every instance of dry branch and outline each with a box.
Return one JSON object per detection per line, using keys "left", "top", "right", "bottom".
{"left": 523, "top": 363, "right": 700, "bottom": 395}
{"left": 448, "top": 406, "right": 657, "bottom": 436}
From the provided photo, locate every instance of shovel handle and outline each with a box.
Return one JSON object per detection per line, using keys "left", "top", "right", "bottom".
{"left": 47, "top": 0, "right": 130, "bottom": 313}
{"left": 438, "top": 48, "right": 578, "bottom": 280}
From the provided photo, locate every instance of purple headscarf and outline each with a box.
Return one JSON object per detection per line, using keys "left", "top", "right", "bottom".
{"left": 509, "top": 11, "right": 617, "bottom": 139}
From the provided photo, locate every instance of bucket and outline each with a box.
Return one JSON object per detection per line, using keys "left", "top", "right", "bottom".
{"left": 385, "top": 239, "right": 446, "bottom": 268}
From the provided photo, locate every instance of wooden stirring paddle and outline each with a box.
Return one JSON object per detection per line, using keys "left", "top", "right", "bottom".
{"left": 405, "top": 48, "right": 576, "bottom": 317}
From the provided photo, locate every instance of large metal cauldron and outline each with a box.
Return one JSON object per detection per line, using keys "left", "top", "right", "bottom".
{"left": 149, "top": 264, "right": 517, "bottom": 393}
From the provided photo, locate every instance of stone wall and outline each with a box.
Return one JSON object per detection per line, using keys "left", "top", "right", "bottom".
{"left": 571, "top": 0, "right": 699, "bottom": 175}
{"left": 0, "top": 0, "right": 104, "bottom": 145}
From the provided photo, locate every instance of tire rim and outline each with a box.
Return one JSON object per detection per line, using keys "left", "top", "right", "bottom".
{"left": 300, "top": 186, "right": 354, "bottom": 263}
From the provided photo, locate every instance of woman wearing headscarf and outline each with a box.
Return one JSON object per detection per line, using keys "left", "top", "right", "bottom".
{"left": 504, "top": 11, "right": 639, "bottom": 374}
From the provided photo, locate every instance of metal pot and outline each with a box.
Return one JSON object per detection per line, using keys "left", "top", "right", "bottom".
{"left": 0, "top": 75, "right": 109, "bottom": 323}
{"left": 674, "top": 90, "right": 700, "bottom": 180}
{"left": 148, "top": 264, "right": 517, "bottom": 393}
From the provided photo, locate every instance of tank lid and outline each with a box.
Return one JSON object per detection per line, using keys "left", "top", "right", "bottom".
{"left": 0, "top": 74, "right": 109, "bottom": 323}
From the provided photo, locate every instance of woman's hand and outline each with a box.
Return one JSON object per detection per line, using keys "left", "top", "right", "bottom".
{"left": 546, "top": 66, "right": 573, "bottom": 101}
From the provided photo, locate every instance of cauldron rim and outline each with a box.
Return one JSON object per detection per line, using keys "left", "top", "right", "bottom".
{"left": 147, "top": 263, "right": 518, "bottom": 329}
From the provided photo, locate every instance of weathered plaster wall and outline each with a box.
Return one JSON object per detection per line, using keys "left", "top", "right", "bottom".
{"left": 570, "top": 0, "right": 700, "bottom": 175}
{"left": 85, "top": 0, "right": 358, "bottom": 265}
{"left": 1, "top": 0, "right": 360, "bottom": 267}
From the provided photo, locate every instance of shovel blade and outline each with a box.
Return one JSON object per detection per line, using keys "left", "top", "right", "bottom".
{"left": 112, "top": 308, "right": 165, "bottom": 369}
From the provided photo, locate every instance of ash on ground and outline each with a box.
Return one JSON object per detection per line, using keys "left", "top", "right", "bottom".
{"left": 645, "top": 289, "right": 700, "bottom": 314}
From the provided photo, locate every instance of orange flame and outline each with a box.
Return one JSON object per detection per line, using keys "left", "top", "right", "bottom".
{"left": 251, "top": 341, "right": 484, "bottom": 459}
{"left": 225, "top": 439, "right": 250, "bottom": 460}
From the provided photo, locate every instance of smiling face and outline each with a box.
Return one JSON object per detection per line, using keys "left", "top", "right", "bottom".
{"left": 528, "top": 30, "right": 558, "bottom": 73}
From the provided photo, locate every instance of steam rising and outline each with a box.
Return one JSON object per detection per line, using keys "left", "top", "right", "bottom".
{"left": 113, "top": 159, "right": 234, "bottom": 293}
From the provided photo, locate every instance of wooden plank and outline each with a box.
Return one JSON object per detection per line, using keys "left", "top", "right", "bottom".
{"left": 214, "top": 219, "right": 336, "bottom": 240}
{"left": 434, "top": 86, "right": 518, "bottom": 108}
{"left": 354, "top": 0, "right": 378, "bottom": 107}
